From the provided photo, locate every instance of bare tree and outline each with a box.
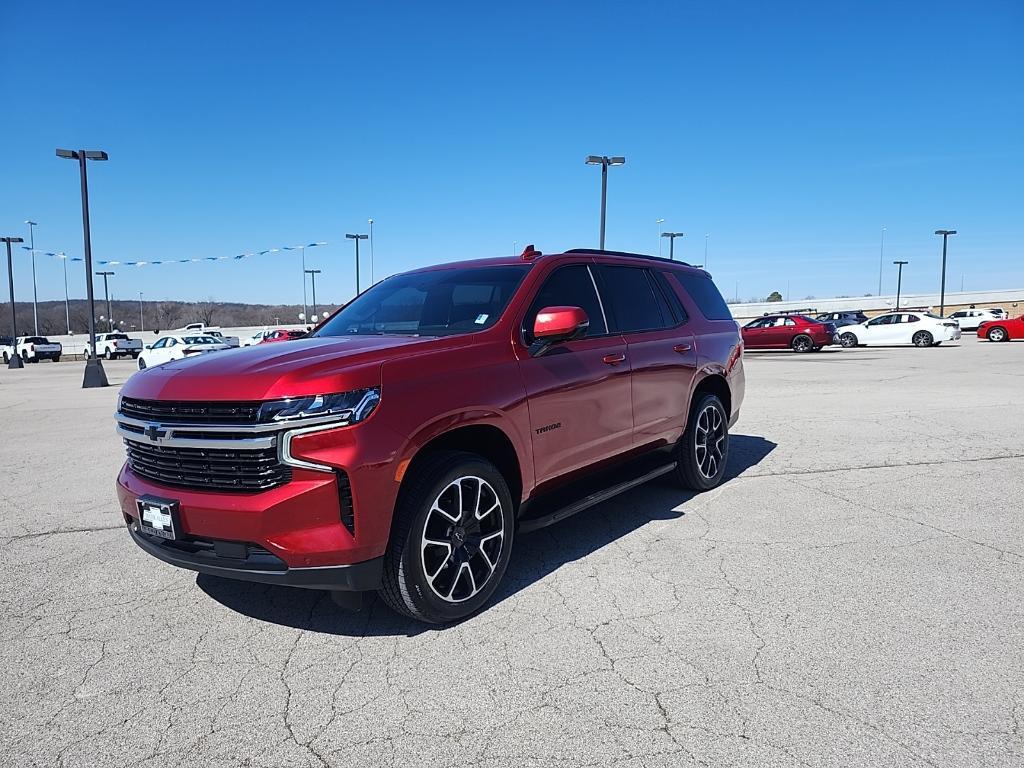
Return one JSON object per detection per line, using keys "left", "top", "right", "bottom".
{"left": 197, "top": 297, "right": 217, "bottom": 326}
{"left": 154, "top": 302, "right": 181, "bottom": 331}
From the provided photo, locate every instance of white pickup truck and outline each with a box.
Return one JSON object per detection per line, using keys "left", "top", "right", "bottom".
{"left": 2, "top": 336, "right": 63, "bottom": 363}
{"left": 84, "top": 332, "right": 144, "bottom": 359}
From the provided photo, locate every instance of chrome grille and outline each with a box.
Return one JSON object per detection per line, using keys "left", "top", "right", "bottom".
{"left": 124, "top": 440, "right": 290, "bottom": 492}
{"left": 120, "top": 397, "right": 261, "bottom": 425}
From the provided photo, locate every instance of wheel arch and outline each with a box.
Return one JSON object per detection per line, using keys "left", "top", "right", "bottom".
{"left": 691, "top": 371, "right": 731, "bottom": 424}
{"left": 398, "top": 419, "right": 525, "bottom": 512}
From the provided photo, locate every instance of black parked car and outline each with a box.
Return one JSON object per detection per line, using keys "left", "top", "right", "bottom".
{"left": 816, "top": 311, "right": 869, "bottom": 327}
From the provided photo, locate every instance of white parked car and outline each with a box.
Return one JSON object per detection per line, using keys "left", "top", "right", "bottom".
{"left": 837, "top": 312, "right": 962, "bottom": 348}
{"left": 137, "top": 334, "right": 232, "bottom": 369}
{"left": 243, "top": 329, "right": 273, "bottom": 346}
{"left": 174, "top": 324, "right": 239, "bottom": 347}
{"left": 84, "top": 332, "right": 143, "bottom": 359}
{"left": 947, "top": 309, "right": 1000, "bottom": 331}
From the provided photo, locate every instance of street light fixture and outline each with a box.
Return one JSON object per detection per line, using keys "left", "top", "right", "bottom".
{"left": 934, "top": 229, "right": 957, "bottom": 316}
{"left": 57, "top": 147, "right": 109, "bottom": 388}
{"left": 661, "top": 231, "right": 685, "bottom": 261}
{"left": 2, "top": 236, "right": 25, "bottom": 369}
{"left": 585, "top": 155, "right": 625, "bottom": 249}
{"left": 304, "top": 269, "right": 322, "bottom": 320}
{"left": 893, "top": 260, "right": 909, "bottom": 311}
{"left": 23, "top": 220, "right": 39, "bottom": 334}
{"left": 138, "top": 291, "right": 145, "bottom": 332}
{"left": 346, "top": 233, "right": 368, "bottom": 295}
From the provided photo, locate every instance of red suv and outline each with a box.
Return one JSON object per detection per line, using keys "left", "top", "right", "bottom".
{"left": 115, "top": 248, "right": 744, "bottom": 623}
{"left": 741, "top": 313, "right": 837, "bottom": 352}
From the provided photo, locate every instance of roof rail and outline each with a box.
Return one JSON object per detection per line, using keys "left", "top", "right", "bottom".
{"left": 564, "top": 248, "right": 693, "bottom": 267}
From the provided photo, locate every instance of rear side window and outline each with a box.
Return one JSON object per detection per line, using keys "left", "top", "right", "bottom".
{"left": 672, "top": 272, "right": 732, "bottom": 320}
{"left": 595, "top": 265, "right": 671, "bottom": 333}
{"left": 524, "top": 264, "right": 607, "bottom": 341}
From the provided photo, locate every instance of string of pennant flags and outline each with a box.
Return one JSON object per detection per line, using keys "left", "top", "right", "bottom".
{"left": 26, "top": 241, "right": 328, "bottom": 267}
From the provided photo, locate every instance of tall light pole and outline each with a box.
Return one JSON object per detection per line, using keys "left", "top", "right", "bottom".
{"left": 305, "top": 269, "right": 321, "bottom": 319}
{"left": 661, "top": 231, "right": 685, "bottom": 261}
{"left": 57, "top": 147, "right": 109, "bottom": 388}
{"left": 96, "top": 271, "right": 115, "bottom": 332}
{"left": 656, "top": 219, "right": 665, "bottom": 256}
{"left": 58, "top": 253, "right": 71, "bottom": 333}
{"left": 704, "top": 233, "right": 710, "bottom": 270}
{"left": 346, "top": 233, "right": 368, "bottom": 295}
{"left": 301, "top": 245, "right": 308, "bottom": 321}
{"left": 585, "top": 155, "right": 625, "bottom": 249}
{"left": 368, "top": 218, "right": 375, "bottom": 284}
{"left": 893, "top": 260, "right": 908, "bottom": 311}
{"left": 878, "top": 226, "right": 886, "bottom": 296}
{"left": 24, "top": 221, "right": 39, "bottom": 334}
{"left": 139, "top": 291, "right": 145, "bottom": 332}
{"left": 934, "top": 229, "right": 957, "bottom": 316}
{"left": 2, "top": 236, "right": 25, "bottom": 369}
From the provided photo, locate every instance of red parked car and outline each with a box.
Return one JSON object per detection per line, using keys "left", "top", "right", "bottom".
{"left": 260, "top": 328, "right": 306, "bottom": 343}
{"left": 115, "top": 247, "right": 745, "bottom": 623}
{"left": 977, "top": 314, "right": 1024, "bottom": 342}
{"left": 741, "top": 313, "right": 837, "bottom": 352}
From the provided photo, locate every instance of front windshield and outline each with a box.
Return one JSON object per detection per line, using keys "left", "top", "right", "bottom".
{"left": 315, "top": 265, "right": 530, "bottom": 337}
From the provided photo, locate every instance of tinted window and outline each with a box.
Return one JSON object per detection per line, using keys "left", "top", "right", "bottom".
{"left": 671, "top": 271, "right": 732, "bottom": 320}
{"left": 596, "top": 266, "right": 669, "bottom": 333}
{"left": 25, "top": 337, "right": 49, "bottom": 343}
{"left": 524, "top": 265, "right": 607, "bottom": 341}
{"left": 152, "top": 338, "right": 167, "bottom": 348}
{"left": 651, "top": 270, "right": 687, "bottom": 324}
{"left": 745, "top": 318, "right": 772, "bottom": 329}
{"left": 317, "top": 265, "right": 530, "bottom": 337}
{"left": 868, "top": 315, "right": 896, "bottom": 326}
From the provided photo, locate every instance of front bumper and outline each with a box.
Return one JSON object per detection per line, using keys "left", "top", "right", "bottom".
{"left": 126, "top": 522, "right": 383, "bottom": 590}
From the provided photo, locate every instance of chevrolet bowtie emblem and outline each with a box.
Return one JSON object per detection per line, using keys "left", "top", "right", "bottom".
{"left": 144, "top": 423, "right": 168, "bottom": 442}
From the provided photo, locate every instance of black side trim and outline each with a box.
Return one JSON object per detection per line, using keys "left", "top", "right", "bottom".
{"left": 128, "top": 526, "right": 383, "bottom": 591}
{"left": 517, "top": 452, "right": 677, "bottom": 534}
{"left": 336, "top": 470, "right": 355, "bottom": 535}
{"left": 565, "top": 248, "right": 693, "bottom": 267}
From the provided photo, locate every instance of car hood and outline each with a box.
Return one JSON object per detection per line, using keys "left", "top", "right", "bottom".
{"left": 123, "top": 335, "right": 445, "bottom": 401}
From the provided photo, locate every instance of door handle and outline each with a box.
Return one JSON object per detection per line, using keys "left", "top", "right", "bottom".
{"left": 602, "top": 353, "right": 626, "bottom": 365}
{"left": 673, "top": 343, "right": 692, "bottom": 354}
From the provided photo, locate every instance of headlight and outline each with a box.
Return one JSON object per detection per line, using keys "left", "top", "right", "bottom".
{"left": 256, "top": 388, "right": 380, "bottom": 424}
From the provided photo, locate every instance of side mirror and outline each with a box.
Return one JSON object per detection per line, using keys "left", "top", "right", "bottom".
{"left": 145, "top": 344, "right": 153, "bottom": 350}
{"left": 530, "top": 306, "right": 589, "bottom": 357}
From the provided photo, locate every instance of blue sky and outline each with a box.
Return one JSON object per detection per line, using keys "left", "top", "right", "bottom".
{"left": 1, "top": 0, "right": 1021, "bottom": 307}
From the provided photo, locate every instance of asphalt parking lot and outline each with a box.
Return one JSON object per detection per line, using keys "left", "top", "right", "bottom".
{"left": 2, "top": 339, "right": 1022, "bottom": 768}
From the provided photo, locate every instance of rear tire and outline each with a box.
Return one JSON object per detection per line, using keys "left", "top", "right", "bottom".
{"left": 378, "top": 451, "right": 515, "bottom": 624}
{"left": 1, "top": 352, "right": 7, "bottom": 363}
{"left": 912, "top": 330, "right": 933, "bottom": 347}
{"left": 104, "top": 349, "right": 113, "bottom": 360}
{"left": 673, "top": 394, "right": 730, "bottom": 492}
{"left": 840, "top": 332, "right": 858, "bottom": 348}
{"left": 53, "top": 356, "right": 60, "bottom": 363}
{"left": 987, "top": 327, "right": 1008, "bottom": 342}
{"left": 791, "top": 334, "right": 814, "bottom": 353}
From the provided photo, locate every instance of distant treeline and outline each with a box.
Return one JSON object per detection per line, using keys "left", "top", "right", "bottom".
{"left": 0, "top": 299, "right": 336, "bottom": 336}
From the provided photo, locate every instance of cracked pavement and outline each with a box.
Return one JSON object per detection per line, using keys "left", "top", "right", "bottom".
{"left": 1, "top": 338, "right": 1022, "bottom": 767}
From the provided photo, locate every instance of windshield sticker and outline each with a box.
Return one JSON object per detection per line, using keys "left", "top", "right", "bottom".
{"left": 475, "top": 314, "right": 489, "bottom": 324}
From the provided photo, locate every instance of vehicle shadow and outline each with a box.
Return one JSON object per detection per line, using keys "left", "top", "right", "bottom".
{"left": 197, "top": 434, "right": 776, "bottom": 637}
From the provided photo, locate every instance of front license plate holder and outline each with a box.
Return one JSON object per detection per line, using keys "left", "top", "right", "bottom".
{"left": 136, "top": 496, "right": 181, "bottom": 541}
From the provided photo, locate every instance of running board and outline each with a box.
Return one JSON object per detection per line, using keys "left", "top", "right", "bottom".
{"left": 517, "top": 459, "right": 677, "bottom": 534}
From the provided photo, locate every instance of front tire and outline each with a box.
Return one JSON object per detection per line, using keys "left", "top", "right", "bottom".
{"left": 379, "top": 451, "right": 514, "bottom": 624}
{"left": 912, "top": 330, "right": 933, "bottom": 347}
{"left": 840, "top": 332, "right": 859, "bottom": 348}
{"left": 791, "top": 334, "right": 814, "bottom": 353}
{"left": 987, "top": 327, "right": 1008, "bottom": 342}
{"left": 673, "top": 394, "right": 730, "bottom": 491}
{"left": 138, "top": 357, "right": 147, "bottom": 370}
{"left": 1, "top": 352, "right": 7, "bottom": 363}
